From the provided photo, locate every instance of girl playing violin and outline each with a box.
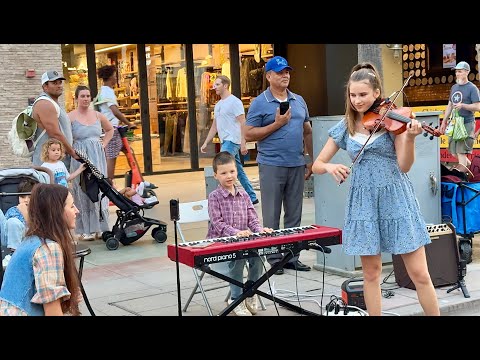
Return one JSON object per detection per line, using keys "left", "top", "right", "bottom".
{"left": 312, "top": 62, "right": 440, "bottom": 316}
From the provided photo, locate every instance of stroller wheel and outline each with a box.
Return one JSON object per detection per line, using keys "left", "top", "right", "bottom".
{"left": 102, "top": 231, "right": 113, "bottom": 242}
{"left": 152, "top": 228, "right": 167, "bottom": 243}
{"left": 105, "top": 237, "right": 120, "bottom": 250}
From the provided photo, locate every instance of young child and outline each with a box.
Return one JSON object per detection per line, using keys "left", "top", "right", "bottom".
{"left": 40, "top": 138, "right": 86, "bottom": 187}
{"left": 207, "top": 151, "right": 272, "bottom": 316}
{"left": 119, "top": 184, "right": 158, "bottom": 206}
{"left": 3, "top": 179, "right": 38, "bottom": 252}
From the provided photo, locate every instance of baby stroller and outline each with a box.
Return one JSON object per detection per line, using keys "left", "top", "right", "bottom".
{"left": 0, "top": 166, "right": 53, "bottom": 213}
{"left": 0, "top": 166, "right": 53, "bottom": 283}
{"left": 76, "top": 150, "right": 167, "bottom": 251}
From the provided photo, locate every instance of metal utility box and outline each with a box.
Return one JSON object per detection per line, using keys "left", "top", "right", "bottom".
{"left": 204, "top": 166, "right": 218, "bottom": 197}
{"left": 311, "top": 112, "right": 442, "bottom": 274}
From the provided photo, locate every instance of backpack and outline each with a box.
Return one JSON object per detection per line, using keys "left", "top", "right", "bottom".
{"left": 8, "top": 96, "right": 60, "bottom": 158}
{"left": 469, "top": 155, "right": 480, "bottom": 182}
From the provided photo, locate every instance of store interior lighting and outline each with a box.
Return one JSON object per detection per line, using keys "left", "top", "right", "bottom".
{"left": 95, "top": 44, "right": 132, "bottom": 53}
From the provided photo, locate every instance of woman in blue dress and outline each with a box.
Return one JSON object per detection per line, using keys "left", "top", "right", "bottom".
{"left": 312, "top": 62, "right": 439, "bottom": 316}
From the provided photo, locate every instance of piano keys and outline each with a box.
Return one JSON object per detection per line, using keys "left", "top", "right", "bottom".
{"left": 168, "top": 224, "right": 342, "bottom": 268}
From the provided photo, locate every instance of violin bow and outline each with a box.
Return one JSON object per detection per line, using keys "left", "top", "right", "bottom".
{"left": 339, "top": 74, "right": 413, "bottom": 185}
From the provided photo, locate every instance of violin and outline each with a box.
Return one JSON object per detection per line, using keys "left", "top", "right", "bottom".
{"left": 362, "top": 101, "right": 441, "bottom": 139}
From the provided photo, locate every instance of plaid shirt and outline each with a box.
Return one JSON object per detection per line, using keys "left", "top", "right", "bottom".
{"left": 0, "top": 242, "right": 70, "bottom": 316}
{"left": 207, "top": 185, "right": 263, "bottom": 239}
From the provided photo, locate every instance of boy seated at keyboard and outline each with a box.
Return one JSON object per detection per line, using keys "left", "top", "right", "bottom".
{"left": 207, "top": 151, "right": 272, "bottom": 316}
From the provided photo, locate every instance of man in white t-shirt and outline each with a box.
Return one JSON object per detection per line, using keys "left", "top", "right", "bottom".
{"left": 201, "top": 75, "right": 258, "bottom": 204}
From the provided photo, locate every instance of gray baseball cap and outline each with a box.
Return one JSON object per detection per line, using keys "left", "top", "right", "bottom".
{"left": 452, "top": 61, "right": 470, "bottom": 71}
{"left": 41, "top": 70, "right": 66, "bottom": 85}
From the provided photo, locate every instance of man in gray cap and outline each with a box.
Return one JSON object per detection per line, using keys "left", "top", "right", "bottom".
{"left": 440, "top": 61, "right": 480, "bottom": 170}
{"left": 31, "top": 70, "right": 79, "bottom": 167}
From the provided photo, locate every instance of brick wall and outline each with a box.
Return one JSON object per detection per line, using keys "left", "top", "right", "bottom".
{"left": 0, "top": 44, "right": 64, "bottom": 168}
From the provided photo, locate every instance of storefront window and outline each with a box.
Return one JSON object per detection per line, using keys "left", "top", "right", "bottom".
{"left": 61, "top": 44, "right": 89, "bottom": 112}
{"left": 193, "top": 44, "right": 227, "bottom": 167}
{"left": 239, "top": 44, "right": 273, "bottom": 164}
{"left": 94, "top": 44, "right": 142, "bottom": 176}
{"left": 146, "top": 44, "right": 190, "bottom": 172}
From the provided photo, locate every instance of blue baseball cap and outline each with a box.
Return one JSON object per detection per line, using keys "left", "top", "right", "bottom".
{"left": 265, "top": 56, "right": 293, "bottom": 73}
{"left": 452, "top": 61, "right": 470, "bottom": 71}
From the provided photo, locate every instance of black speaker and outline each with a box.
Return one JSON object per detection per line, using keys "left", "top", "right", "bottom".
{"left": 392, "top": 224, "right": 459, "bottom": 290}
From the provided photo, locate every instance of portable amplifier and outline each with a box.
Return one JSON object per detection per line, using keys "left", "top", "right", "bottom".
{"left": 341, "top": 278, "right": 366, "bottom": 310}
{"left": 392, "top": 223, "right": 459, "bottom": 290}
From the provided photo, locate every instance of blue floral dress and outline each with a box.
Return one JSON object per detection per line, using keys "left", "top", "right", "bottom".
{"left": 329, "top": 119, "right": 430, "bottom": 256}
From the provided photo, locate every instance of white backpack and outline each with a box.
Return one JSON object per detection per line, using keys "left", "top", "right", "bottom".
{"left": 8, "top": 96, "right": 60, "bottom": 158}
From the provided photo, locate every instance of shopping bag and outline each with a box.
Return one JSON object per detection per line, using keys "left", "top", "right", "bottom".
{"left": 451, "top": 110, "right": 468, "bottom": 141}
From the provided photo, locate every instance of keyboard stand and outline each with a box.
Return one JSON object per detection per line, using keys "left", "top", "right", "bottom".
{"left": 200, "top": 251, "right": 321, "bottom": 316}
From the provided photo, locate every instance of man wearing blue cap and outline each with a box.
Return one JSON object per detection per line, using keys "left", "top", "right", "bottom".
{"left": 439, "top": 61, "right": 480, "bottom": 170}
{"left": 245, "top": 56, "right": 313, "bottom": 274}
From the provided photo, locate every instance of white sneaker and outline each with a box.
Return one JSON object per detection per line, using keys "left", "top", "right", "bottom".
{"left": 79, "top": 233, "right": 95, "bottom": 241}
{"left": 227, "top": 298, "right": 252, "bottom": 316}
{"left": 144, "top": 196, "right": 158, "bottom": 205}
{"left": 245, "top": 296, "right": 258, "bottom": 315}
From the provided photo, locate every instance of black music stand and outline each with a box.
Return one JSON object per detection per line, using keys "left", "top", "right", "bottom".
{"left": 170, "top": 199, "right": 182, "bottom": 316}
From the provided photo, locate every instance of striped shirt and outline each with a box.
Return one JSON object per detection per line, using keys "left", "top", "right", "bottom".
{"left": 0, "top": 242, "right": 70, "bottom": 316}
{"left": 207, "top": 185, "right": 263, "bottom": 239}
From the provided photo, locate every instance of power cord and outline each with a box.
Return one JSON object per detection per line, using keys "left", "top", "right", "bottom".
{"left": 271, "top": 248, "right": 332, "bottom": 315}
{"left": 323, "top": 295, "right": 369, "bottom": 316}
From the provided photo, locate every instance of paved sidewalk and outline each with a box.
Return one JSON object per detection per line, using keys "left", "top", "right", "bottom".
{"left": 77, "top": 168, "right": 480, "bottom": 316}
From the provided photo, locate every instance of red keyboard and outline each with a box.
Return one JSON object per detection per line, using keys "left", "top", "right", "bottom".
{"left": 168, "top": 225, "right": 342, "bottom": 268}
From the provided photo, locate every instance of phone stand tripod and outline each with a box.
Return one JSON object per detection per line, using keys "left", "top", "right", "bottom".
{"left": 446, "top": 259, "right": 470, "bottom": 298}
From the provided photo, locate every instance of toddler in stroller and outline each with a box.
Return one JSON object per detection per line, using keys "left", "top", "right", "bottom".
{"left": 0, "top": 166, "right": 53, "bottom": 278}
{"left": 76, "top": 150, "right": 167, "bottom": 251}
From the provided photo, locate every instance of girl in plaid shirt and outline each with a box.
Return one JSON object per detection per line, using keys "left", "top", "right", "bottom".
{"left": 0, "top": 184, "right": 82, "bottom": 316}
{"left": 207, "top": 152, "right": 272, "bottom": 316}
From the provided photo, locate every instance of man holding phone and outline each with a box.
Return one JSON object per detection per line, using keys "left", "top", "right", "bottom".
{"left": 244, "top": 56, "right": 313, "bottom": 274}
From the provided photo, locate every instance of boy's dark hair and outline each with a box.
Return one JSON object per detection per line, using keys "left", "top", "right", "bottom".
{"left": 97, "top": 65, "right": 116, "bottom": 81}
{"left": 212, "top": 151, "right": 235, "bottom": 173}
{"left": 18, "top": 178, "right": 38, "bottom": 197}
